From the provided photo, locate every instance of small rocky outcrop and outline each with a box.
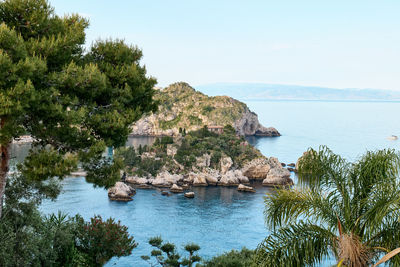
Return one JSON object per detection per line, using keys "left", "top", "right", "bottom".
{"left": 170, "top": 184, "right": 184, "bottom": 193}
{"left": 108, "top": 182, "right": 136, "bottom": 201}
{"left": 185, "top": 192, "right": 195, "bottom": 198}
{"left": 237, "top": 184, "right": 256, "bottom": 193}
{"left": 262, "top": 168, "right": 293, "bottom": 187}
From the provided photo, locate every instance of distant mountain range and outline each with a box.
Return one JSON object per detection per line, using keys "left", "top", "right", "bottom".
{"left": 195, "top": 83, "right": 400, "bottom": 101}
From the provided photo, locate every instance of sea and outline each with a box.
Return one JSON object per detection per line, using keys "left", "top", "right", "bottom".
{"left": 17, "top": 100, "right": 398, "bottom": 266}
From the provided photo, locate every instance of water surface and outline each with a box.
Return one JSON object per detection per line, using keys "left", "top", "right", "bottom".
{"left": 35, "top": 100, "right": 400, "bottom": 266}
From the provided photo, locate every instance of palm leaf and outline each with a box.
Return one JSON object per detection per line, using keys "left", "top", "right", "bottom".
{"left": 253, "top": 222, "right": 335, "bottom": 267}
{"left": 373, "top": 248, "right": 400, "bottom": 267}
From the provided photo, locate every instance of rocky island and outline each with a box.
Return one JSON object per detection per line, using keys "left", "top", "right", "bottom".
{"left": 108, "top": 126, "right": 292, "bottom": 201}
{"left": 130, "top": 82, "right": 280, "bottom": 137}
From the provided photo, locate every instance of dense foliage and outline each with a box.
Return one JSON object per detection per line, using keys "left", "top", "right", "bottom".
{"left": 0, "top": 174, "right": 136, "bottom": 266}
{"left": 254, "top": 146, "right": 400, "bottom": 266}
{"left": 0, "top": 0, "right": 157, "bottom": 216}
{"left": 199, "top": 248, "right": 254, "bottom": 267}
{"left": 141, "top": 236, "right": 201, "bottom": 267}
{"left": 116, "top": 126, "right": 262, "bottom": 177}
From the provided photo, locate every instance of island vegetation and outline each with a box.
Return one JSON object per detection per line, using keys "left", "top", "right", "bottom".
{"left": 112, "top": 125, "right": 293, "bottom": 199}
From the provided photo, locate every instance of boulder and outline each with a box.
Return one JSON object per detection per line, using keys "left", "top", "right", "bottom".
{"left": 185, "top": 192, "right": 195, "bottom": 198}
{"left": 237, "top": 184, "right": 256, "bottom": 193}
{"left": 205, "top": 173, "right": 218, "bottom": 185}
{"left": 108, "top": 182, "right": 136, "bottom": 201}
{"left": 262, "top": 168, "right": 293, "bottom": 187}
{"left": 288, "top": 163, "right": 296, "bottom": 167}
{"left": 193, "top": 173, "right": 208, "bottom": 186}
{"left": 220, "top": 170, "right": 248, "bottom": 186}
{"left": 243, "top": 165, "right": 270, "bottom": 180}
{"left": 151, "top": 171, "right": 183, "bottom": 187}
{"left": 267, "top": 157, "right": 282, "bottom": 169}
{"left": 161, "top": 190, "right": 170, "bottom": 196}
{"left": 170, "top": 184, "right": 184, "bottom": 193}
{"left": 281, "top": 163, "right": 286, "bottom": 167}
{"left": 220, "top": 156, "right": 233, "bottom": 174}
{"left": 287, "top": 167, "right": 295, "bottom": 172}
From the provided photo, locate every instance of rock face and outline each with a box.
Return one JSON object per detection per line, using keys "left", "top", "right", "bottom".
{"left": 130, "top": 82, "right": 280, "bottom": 137}
{"left": 196, "top": 154, "right": 211, "bottom": 169}
{"left": 237, "top": 184, "right": 256, "bottom": 193}
{"left": 108, "top": 182, "right": 136, "bottom": 201}
{"left": 220, "top": 156, "right": 233, "bottom": 174}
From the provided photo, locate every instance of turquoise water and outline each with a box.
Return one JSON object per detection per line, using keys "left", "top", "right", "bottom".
{"left": 37, "top": 101, "right": 400, "bottom": 266}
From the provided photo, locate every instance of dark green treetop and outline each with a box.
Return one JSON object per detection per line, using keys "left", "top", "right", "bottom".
{"left": 0, "top": 0, "right": 158, "bottom": 216}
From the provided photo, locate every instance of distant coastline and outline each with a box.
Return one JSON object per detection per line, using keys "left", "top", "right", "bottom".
{"left": 195, "top": 83, "right": 400, "bottom": 102}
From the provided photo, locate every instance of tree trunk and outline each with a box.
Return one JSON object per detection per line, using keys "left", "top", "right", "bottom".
{"left": 0, "top": 117, "right": 10, "bottom": 218}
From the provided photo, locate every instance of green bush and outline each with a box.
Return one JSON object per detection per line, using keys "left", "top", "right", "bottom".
{"left": 200, "top": 248, "right": 254, "bottom": 267}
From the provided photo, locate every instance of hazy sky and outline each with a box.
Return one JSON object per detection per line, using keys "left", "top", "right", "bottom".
{"left": 50, "top": 0, "right": 400, "bottom": 90}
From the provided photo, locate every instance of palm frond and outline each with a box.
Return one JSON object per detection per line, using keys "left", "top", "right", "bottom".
{"left": 253, "top": 222, "right": 336, "bottom": 267}
{"left": 264, "top": 187, "right": 338, "bottom": 230}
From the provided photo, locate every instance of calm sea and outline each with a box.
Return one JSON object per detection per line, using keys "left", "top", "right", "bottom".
{"left": 35, "top": 101, "right": 400, "bottom": 266}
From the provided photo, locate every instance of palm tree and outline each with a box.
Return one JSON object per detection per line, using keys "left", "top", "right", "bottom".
{"left": 253, "top": 146, "right": 400, "bottom": 267}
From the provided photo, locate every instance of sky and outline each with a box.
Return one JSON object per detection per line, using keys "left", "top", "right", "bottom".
{"left": 49, "top": 0, "right": 400, "bottom": 90}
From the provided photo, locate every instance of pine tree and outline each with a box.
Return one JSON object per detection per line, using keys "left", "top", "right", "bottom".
{"left": 0, "top": 0, "right": 158, "bottom": 217}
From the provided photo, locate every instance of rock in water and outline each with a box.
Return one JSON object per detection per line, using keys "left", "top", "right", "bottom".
{"left": 108, "top": 182, "right": 136, "bottom": 201}
{"left": 237, "top": 184, "right": 256, "bottom": 193}
{"left": 262, "top": 168, "right": 293, "bottom": 187}
{"left": 170, "top": 184, "right": 184, "bottom": 193}
{"left": 185, "top": 192, "right": 195, "bottom": 198}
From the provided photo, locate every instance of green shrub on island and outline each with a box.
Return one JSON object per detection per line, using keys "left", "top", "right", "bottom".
{"left": 141, "top": 236, "right": 201, "bottom": 267}
{"left": 117, "top": 126, "right": 262, "bottom": 177}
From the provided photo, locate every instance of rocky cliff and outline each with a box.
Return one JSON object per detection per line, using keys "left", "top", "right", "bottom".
{"left": 130, "top": 82, "right": 280, "bottom": 136}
